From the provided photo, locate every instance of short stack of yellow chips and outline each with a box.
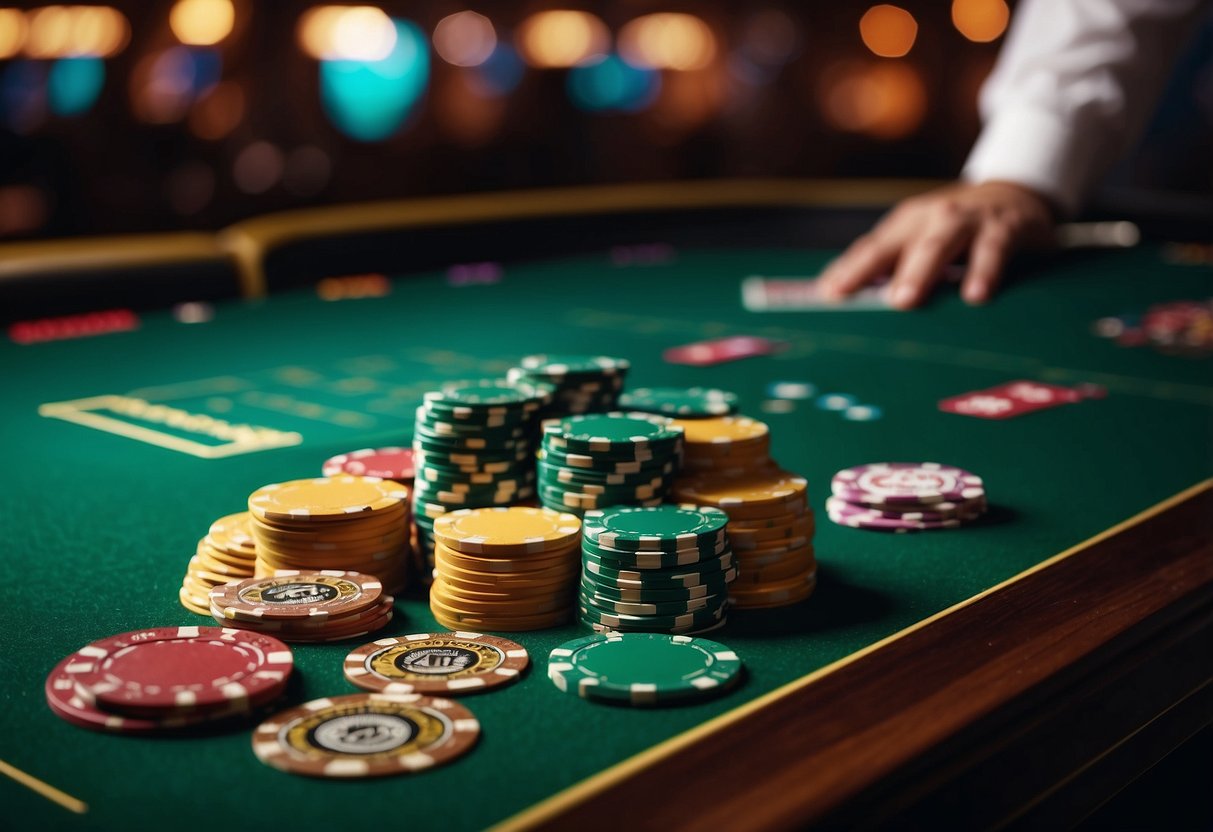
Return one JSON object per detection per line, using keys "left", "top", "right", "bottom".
{"left": 179, "top": 511, "right": 258, "bottom": 615}
{"left": 430, "top": 506, "right": 582, "bottom": 631}
{"left": 669, "top": 416, "right": 816, "bottom": 609}
{"left": 246, "top": 476, "right": 412, "bottom": 594}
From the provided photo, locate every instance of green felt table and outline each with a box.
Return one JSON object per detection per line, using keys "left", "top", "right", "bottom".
{"left": 2, "top": 234, "right": 1211, "bottom": 831}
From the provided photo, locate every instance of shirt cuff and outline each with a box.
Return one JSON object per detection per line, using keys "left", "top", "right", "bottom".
{"left": 961, "top": 105, "right": 1092, "bottom": 216}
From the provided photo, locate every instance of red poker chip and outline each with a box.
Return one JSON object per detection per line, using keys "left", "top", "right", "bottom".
{"left": 66, "top": 626, "right": 294, "bottom": 716}
{"left": 323, "top": 447, "right": 416, "bottom": 481}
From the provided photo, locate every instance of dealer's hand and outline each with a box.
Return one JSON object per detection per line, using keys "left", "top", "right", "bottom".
{"left": 818, "top": 181, "right": 1056, "bottom": 309}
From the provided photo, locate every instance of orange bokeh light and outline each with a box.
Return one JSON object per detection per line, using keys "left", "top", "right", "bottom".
{"left": 516, "top": 10, "right": 609, "bottom": 69}
{"left": 952, "top": 0, "right": 1010, "bottom": 43}
{"left": 821, "top": 60, "right": 927, "bottom": 139}
{"left": 859, "top": 5, "right": 917, "bottom": 58}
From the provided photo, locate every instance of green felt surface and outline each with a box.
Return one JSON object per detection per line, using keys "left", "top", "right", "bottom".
{"left": 2, "top": 244, "right": 1211, "bottom": 832}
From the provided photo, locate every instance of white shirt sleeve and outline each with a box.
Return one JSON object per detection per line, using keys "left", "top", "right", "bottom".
{"left": 961, "top": 0, "right": 1208, "bottom": 215}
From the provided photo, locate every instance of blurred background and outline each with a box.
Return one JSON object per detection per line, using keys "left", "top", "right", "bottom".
{"left": 0, "top": 0, "right": 1209, "bottom": 241}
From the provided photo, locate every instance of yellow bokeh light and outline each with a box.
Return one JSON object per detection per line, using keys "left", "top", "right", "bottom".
{"left": 22, "top": 6, "right": 128, "bottom": 58}
{"left": 433, "top": 11, "right": 496, "bottom": 68}
{"left": 821, "top": 60, "right": 926, "bottom": 139}
{"left": 859, "top": 4, "right": 917, "bottom": 58}
{"left": 952, "top": 0, "right": 1009, "bottom": 43}
{"left": 25, "top": 6, "right": 73, "bottom": 58}
{"left": 618, "top": 13, "right": 716, "bottom": 71}
{"left": 297, "top": 5, "right": 396, "bottom": 61}
{"left": 170, "top": 0, "right": 235, "bottom": 47}
{"left": 0, "top": 9, "right": 28, "bottom": 59}
{"left": 516, "top": 10, "right": 609, "bottom": 69}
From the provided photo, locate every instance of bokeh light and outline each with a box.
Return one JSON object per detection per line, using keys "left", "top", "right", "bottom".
{"left": 130, "top": 46, "right": 221, "bottom": 124}
{"left": 648, "top": 63, "right": 726, "bottom": 133}
{"left": 516, "top": 11, "right": 609, "bottom": 69}
{"left": 952, "top": 0, "right": 1010, "bottom": 43}
{"left": 283, "top": 145, "right": 332, "bottom": 197}
{"left": 433, "top": 11, "right": 496, "bottom": 68}
{"left": 568, "top": 54, "right": 659, "bottom": 112}
{"left": 859, "top": 5, "right": 917, "bottom": 58}
{"left": 434, "top": 68, "right": 506, "bottom": 146}
{"left": 618, "top": 13, "right": 716, "bottom": 72}
{"left": 0, "top": 184, "right": 50, "bottom": 236}
{"left": 298, "top": 6, "right": 397, "bottom": 61}
{"left": 471, "top": 42, "right": 524, "bottom": 97}
{"left": 188, "top": 80, "right": 244, "bottom": 139}
{"left": 319, "top": 18, "right": 429, "bottom": 142}
{"left": 48, "top": 56, "right": 104, "bottom": 115}
{"left": 170, "top": 0, "right": 235, "bottom": 47}
{"left": 739, "top": 9, "right": 800, "bottom": 67}
{"left": 821, "top": 60, "right": 926, "bottom": 139}
{"left": 0, "top": 9, "right": 28, "bottom": 60}
{"left": 24, "top": 6, "right": 128, "bottom": 58}
{"left": 233, "top": 141, "right": 284, "bottom": 194}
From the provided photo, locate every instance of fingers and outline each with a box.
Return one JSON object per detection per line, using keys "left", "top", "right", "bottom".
{"left": 818, "top": 233, "right": 901, "bottom": 299}
{"left": 885, "top": 203, "right": 974, "bottom": 310}
{"left": 961, "top": 221, "right": 1012, "bottom": 305}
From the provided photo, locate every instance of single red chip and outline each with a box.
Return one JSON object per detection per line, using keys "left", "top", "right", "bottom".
{"left": 323, "top": 447, "right": 416, "bottom": 481}
{"left": 65, "top": 626, "right": 294, "bottom": 716}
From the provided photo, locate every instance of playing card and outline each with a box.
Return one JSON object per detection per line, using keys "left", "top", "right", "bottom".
{"left": 741, "top": 276, "right": 891, "bottom": 312}
{"left": 663, "top": 335, "right": 787, "bottom": 366}
{"left": 939, "top": 380, "right": 1085, "bottom": 420}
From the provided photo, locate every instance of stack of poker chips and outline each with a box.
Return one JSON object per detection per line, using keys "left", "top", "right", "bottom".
{"left": 429, "top": 506, "right": 582, "bottom": 631}
{"left": 46, "top": 626, "right": 293, "bottom": 734}
{"left": 411, "top": 379, "right": 553, "bottom": 573}
{"left": 579, "top": 505, "right": 735, "bottom": 634}
{"left": 537, "top": 412, "right": 684, "bottom": 516}
{"left": 247, "top": 475, "right": 412, "bottom": 594}
{"left": 827, "top": 462, "right": 988, "bottom": 531}
{"left": 211, "top": 570, "right": 395, "bottom": 643}
{"left": 668, "top": 416, "right": 816, "bottom": 609}
{"left": 179, "top": 511, "right": 257, "bottom": 616}
{"left": 507, "top": 354, "right": 628, "bottom": 416}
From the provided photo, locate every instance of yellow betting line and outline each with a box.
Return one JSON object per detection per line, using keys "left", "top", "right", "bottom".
{"left": 0, "top": 758, "right": 88, "bottom": 815}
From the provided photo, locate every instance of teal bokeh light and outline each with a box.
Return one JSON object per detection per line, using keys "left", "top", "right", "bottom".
{"left": 48, "top": 57, "right": 105, "bottom": 117}
{"left": 567, "top": 54, "right": 659, "bottom": 113}
{"left": 320, "top": 19, "right": 430, "bottom": 142}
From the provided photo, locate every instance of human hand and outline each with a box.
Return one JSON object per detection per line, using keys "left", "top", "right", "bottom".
{"left": 818, "top": 181, "right": 1056, "bottom": 309}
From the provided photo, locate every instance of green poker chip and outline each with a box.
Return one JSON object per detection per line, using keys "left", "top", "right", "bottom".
{"left": 581, "top": 549, "right": 734, "bottom": 581}
{"left": 581, "top": 539, "right": 728, "bottom": 570}
{"left": 542, "top": 412, "right": 684, "bottom": 455}
{"left": 578, "top": 586, "right": 724, "bottom": 617}
{"left": 518, "top": 354, "right": 630, "bottom": 378}
{"left": 582, "top": 505, "right": 729, "bottom": 552}
{"left": 618, "top": 387, "right": 739, "bottom": 417}
{"left": 547, "top": 633, "right": 743, "bottom": 705}
{"left": 579, "top": 572, "right": 733, "bottom": 602}
{"left": 423, "top": 378, "right": 554, "bottom": 409}
{"left": 579, "top": 594, "right": 729, "bottom": 628}
{"left": 537, "top": 446, "right": 679, "bottom": 472}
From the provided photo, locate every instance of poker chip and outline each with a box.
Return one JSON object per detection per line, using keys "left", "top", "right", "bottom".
{"left": 547, "top": 633, "right": 743, "bottom": 706}
{"left": 46, "top": 627, "right": 294, "bottom": 732}
{"left": 508, "top": 354, "right": 629, "bottom": 417}
{"left": 65, "top": 626, "right": 294, "bottom": 716}
{"left": 617, "top": 387, "right": 739, "bottom": 417}
{"left": 323, "top": 447, "right": 416, "bottom": 481}
{"left": 826, "top": 496, "right": 986, "bottom": 533}
{"left": 343, "top": 632, "right": 529, "bottom": 695}
{"left": 248, "top": 476, "right": 412, "bottom": 594}
{"left": 831, "top": 462, "right": 985, "bottom": 507}
{"left": 211, "top": 570, "right": 395, "bottom": 641}
{"left": 252, "top": 693, "right": 480, "bottom": 778}
{"left": 179, "top": 512, "right": 258, "bottom": 616}
{"left": 583, "top": 504, "right": 728, "bottom": 551}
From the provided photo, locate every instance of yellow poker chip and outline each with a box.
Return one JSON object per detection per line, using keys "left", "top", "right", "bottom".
{"left": 433, "top": 507, "right": 581, "bottom": 555}
{"left": 672, "top": 469, "right": 808, "bottom": 509}
{"left": 248, "top": 476, "right": 410, "bottom": 523}
{"left": 670, "top": 416, "right": 770, "bottom": 449}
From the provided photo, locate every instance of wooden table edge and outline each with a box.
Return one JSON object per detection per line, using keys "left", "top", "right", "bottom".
{"left": 493, "top": 478, "right": 1213, "bottom": 831}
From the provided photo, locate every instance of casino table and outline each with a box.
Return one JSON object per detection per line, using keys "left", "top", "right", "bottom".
{"left": 2, "top": 182, "right": 1211, "bottom": 831}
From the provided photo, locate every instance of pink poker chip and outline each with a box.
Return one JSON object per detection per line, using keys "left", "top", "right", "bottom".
{"left": 830, "top": 462, "right": 984, "bottom": 507}
{"left": 323, "top": 447, "right": 416, "bottom": 481}
{"left": 825, "top": 497, "right": 985, "bottom": 533}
